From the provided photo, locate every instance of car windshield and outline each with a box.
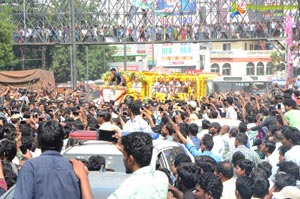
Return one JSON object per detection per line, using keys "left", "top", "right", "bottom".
{"left": 63, "top": 154, "right": 125, "bottom": 172}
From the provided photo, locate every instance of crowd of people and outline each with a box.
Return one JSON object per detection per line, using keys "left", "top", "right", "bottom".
{"left": 0, "top": 78, "right": 299, "bottom": 198}
{"left": 14, "top": 18, "right": 299, "bottom": 44}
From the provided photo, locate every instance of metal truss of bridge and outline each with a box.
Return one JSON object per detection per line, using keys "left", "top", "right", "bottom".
{"left": 1, "top": 0, "right": 299, "bottom": 46}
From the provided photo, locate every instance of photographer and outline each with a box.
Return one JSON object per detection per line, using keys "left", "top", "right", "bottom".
{"left": 277, "top": 99, "right": 300, "bottom": 130}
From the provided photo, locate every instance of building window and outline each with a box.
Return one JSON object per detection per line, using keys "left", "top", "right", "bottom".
{"left": 223, "top": 43, "right": 231, "bottom": 51}
{"left": 244, "top": 43, "right": 247, "bottom": 50}
{"left": 257, "top": 62, "right": 264, "bottom": 76}
{"left": 266, "top": 62, "right": 274, "bottom": 75}
{"left": 246, "top": 62, "right": 255, "bottom": 75}
{"left": 222, "top": 63, "right": 231, "bottom": 75}
{"left": 211, "top": 63, "right": 219, "bottom": 73}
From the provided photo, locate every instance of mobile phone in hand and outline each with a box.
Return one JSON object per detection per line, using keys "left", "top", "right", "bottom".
{"left": 277, "top": 104, "right": 281, "bottom": 109}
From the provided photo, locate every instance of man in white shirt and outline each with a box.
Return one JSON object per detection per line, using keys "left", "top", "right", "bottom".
{"left": 208, "top": 122, "right": 224, "bottom": 159}
{"left": 98, "top": 111, "right": 122, "bottom": 134}
{"left": 216, "top": 161, "right": 236, "bottom": 199}
{"left": 282, "top": 126, "right": 300, "bottom": 166}
{"left": 225, "top": 97, "right": 237, "bottom": 119}
{"left": 108, "top": 132, "right": 168, "bottom": 198}
{"left": 121, "top": 100, "right": 159, "bottom": 139}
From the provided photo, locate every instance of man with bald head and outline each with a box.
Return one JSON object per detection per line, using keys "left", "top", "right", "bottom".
{"left": 216, "top": 161, "right": 235, "bottom": 199}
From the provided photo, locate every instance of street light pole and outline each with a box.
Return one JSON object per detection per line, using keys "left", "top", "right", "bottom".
{"left": 71, "top": 0, "right": 77, "bottom": 89}
{"left": 86, "top": 46, "right": 89, "bottom": 87}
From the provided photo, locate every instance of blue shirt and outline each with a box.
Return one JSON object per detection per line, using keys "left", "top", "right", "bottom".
{"left": 13, "top": 150, "right": 81, "bottom": 199}
{"left": 190, "top": 136, "right": 201, "bottom": 150}
{"left": 185, "top": 143, "right": 222, "bottom": 162}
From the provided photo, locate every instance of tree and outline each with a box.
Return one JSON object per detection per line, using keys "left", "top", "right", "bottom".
{"left": 0, "top": 6, "right": 17, "bottom": 70}
{"left": 50, "top": 46, "right": 71, "bottom": 83}
{"left": 49, "top": 45, "right": 114, "bottom": 83}
{"left": 77, "top": 45, "right": 114, "bottom": 81}
{"left": 270, "top": 51, "right": 285, "bottom": 73}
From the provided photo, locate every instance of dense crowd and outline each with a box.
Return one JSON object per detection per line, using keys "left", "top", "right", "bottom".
{"left": 0, "top": 77, "right": 300, "bottom": 198}
{"left": 13, "top": 18, "right": 300, "bottom": 44}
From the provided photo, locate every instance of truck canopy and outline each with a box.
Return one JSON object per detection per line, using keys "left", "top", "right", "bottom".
{"left": 0, "top": 69, "right": 55, "bottom": 90}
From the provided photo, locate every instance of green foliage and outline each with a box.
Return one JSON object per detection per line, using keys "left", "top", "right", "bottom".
{"left": 50, "top": 46, "right": 71, "bottom": 83}
{"left": 76, "top": 45, "right": 113, "bottom": 81}
{"left": 49, "top": 45, "right": 114, "bottom": 83}
{"left": 0, "top": 6, "right": 17, "bottom": 69}
{"left": 270, "top": 51, "right": 285, "bottom": 72}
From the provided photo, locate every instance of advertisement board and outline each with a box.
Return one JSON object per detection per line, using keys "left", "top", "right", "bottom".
{"left": 156, "top": 0, "right": 197, "bottom": 15}
{"left": 156, "top": 43, "right": 199, "bottom": 67}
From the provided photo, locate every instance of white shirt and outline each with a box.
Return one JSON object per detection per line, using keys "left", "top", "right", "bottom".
{"left": 212, "top": 135, "right": 225, "bottom": 159}
{"left": 226, "top": 106, "right": 237, "bottom": 120}
{"left": 122, "top": 115, "right": 153, "bottom": 134}
{"left": 108, "top": 166, "right": 168, "bottom": 199}
{"left": 285, "top": 145, "right": 300, "bottom": 166}
{"left": 221, "top": 177, "right": 236, "bottom": 199}
{"left": 100, "top": 121, "right": 122, "bottom": 134}
{"left": 197, "top": 129, "right": 209, "bottom": 140}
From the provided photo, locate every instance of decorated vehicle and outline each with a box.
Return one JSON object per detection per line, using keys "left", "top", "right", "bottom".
{"left": 99, "top": 71, "right": 217, "bottom": 104}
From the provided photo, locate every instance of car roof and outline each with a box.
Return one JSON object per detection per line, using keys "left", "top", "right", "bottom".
{"left": 192, "top": 118, "right": 241, "bottom": 128}
{"left": 63, "top": 140, "right": 121, "bottom": 155}
{"left": 64, "top": 140, "right": 181, "bottom": 155}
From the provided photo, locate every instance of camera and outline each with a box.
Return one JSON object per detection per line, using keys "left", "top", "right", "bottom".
{"left": 33, "top": 113, "right": 38, "bottom": 118}
{"left": 122, "top": 108, "right": 128, "bottom": 116}
{"left": 23, "top": 114, "right": 31, "bottom": 119}
{"left": 159, "top": 107, "right": 164, "bottom": 112}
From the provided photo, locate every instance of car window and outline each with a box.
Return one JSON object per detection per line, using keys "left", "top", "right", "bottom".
{"left": 161, "top": 147, "right": 183, "bottom": 171}
{"left": 156, "top": 152, "right": 167, "bottom": 170}
{"left": 63, "top": 154, "right": 125, "bottom": 172}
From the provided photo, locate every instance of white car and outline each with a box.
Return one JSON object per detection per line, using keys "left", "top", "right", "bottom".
{"left": 193, "top": 118, "right": 241, "bottom": 132}
{"left": 62, "top": 139, "right": 184, "bottom": 172}
{"left": 1, "top": 140, "right": 184, "bottom": 199}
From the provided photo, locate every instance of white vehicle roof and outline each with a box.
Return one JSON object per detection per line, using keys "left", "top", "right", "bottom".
{"left": 64, "top": 141, "right": 122, "bottom": 155}
{"left": 193, "top": 118, "right": 241, "bottom": 129}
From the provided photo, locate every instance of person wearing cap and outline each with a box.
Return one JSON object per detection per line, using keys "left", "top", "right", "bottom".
{"left": 188, "top": 101, "right": 201, "bottom": 121}
{"left": 225, "top": 97, "right": 237, "bottom": 120}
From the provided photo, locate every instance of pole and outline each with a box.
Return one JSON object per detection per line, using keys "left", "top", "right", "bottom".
{"left": 86, "top": 46, "right": 89, "bottom": 86}
{"left": 152, "top": 2, "right": 155, "bottom": 68}
{"left": 71, "top": 0, "right": 77, "bottom": 89}
{"left": 23, "top": 0, "right": 26, "bottom": 29}
{"left": 123, "top": 0, "right": 127, "bottom": 71}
